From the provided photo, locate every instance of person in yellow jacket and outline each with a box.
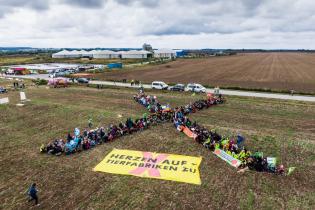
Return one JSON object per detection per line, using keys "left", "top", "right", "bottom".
{"left": 221, "top": 137, "right": 229, "bottom": 151}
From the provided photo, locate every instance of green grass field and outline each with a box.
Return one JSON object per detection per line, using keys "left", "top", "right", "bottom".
{"left": 0, "top": 83, "right": 314, "bottom": 209}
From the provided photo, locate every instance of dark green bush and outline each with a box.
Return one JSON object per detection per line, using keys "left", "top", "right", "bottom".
{"left": 33, "top": 79, "right": 48, "bottom": 86}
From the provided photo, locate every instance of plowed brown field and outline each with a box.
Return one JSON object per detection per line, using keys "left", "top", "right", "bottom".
{"left": 98, "top": 53, "right": 315, "bottom": 93}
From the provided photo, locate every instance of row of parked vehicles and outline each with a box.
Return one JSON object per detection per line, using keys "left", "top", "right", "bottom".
{"left": 49, "top": 69, "right": 78, "bottom": 78}
{"left": 151, "top": 81, "right": 207, "bottom": 93}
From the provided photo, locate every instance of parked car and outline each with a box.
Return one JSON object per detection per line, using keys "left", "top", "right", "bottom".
{"left": 186, "top": 83, "right": 206, "bottom": 93}
{"left": 55, "top": 71, "right": 71, "bottom": 77}
{"left": 77, "top": 78, "right": 89, "bottom": 84}
{"left": 151, "top": 81, "right": 168, "bottom": 90}
{"left": 68, "top": 69, "right": 76, "bottom": 74}
{"left": 0, "top": 86, "right": 7, "bottom": 93}
{"left": 170, "top": 83, "right": 185, "bottom": 91}
{"left": 49, "top": 73, "right": 55, "bottom": 78}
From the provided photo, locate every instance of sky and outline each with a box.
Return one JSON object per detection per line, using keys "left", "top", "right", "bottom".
{"left": 0, "top": 0, "right": 314, "bottom": 49}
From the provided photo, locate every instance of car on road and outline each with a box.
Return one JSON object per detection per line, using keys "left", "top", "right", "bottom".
{"left": 170, "top": 83, "right": 185, "bottom": 91}
{"left": 151, "top": 81, "right": 168, "bottom": 90}
{"left": 49, "top": 73, "right": 55, "bottom": 78}
{"left": 0, "top": 87, "right": 8, "bottom": 93}
{"left": 76, "top": 78, "right": 89, "bottom": 84}
{"left": 186, "top": 83, "right": 206, "bottom": 93}
{"left": 55, "top": 71, "right": 70, "bottom": 77}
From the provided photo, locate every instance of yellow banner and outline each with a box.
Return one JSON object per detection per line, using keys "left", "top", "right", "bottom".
{"left": 93, "top": 149, "right": 202, "bottom": 185}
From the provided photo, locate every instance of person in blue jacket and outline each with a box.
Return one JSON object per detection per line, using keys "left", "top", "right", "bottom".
{"left": 27, "top": 183, "right": 39, "bottom": 206}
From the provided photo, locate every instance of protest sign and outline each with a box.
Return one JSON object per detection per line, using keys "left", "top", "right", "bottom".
{"left": 213, "top": 149, "right": 241, "bottom": 168}
{"left": 182, "top": 126, "right": 198, "bottom": 139}
{"left": 20, "top": 92, "right": 26, "bottom": 101}
{"left": 0, "top": 97, "right": 9, "bottom": 104}
{"left": 94, "top": 149, "right": 202, "bottom": 185}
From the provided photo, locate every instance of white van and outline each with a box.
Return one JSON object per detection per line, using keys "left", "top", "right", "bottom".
{"left": 151, "top": 81, "right": 168, "bottom": 90}
{"left": 186, "top": 83, "right": 206, "bottom": 93}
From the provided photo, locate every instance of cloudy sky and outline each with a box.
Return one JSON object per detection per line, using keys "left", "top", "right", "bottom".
{"left": 0, "top": 0, "right": 314, "bottom": 49}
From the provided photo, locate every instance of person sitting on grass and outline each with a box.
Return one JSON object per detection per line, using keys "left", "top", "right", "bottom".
{"left": 64, "top": 138, "right": 77, "bottom": 155}
{"left": 74, "top": 136, "right": 83, "bottom": 151}
{"left": 83, "top": 129, "right": 88, "bottom": 138}
{"left": 136, "top": 119, "right": 144, "bottom": 131}
{"left": 82, "top": 137, "right": 90, "bottom": 150}
{"left": 44, "top": 139, "right": 64, "bottom": 155}
{"left": 118, "top": 123, "right": 128, "bottom": 135}
{"left": 126, "top": 118, "right": 135, "bottom": 133}
{"left": 67, "top": 133, "right": 73, "bottom": 142}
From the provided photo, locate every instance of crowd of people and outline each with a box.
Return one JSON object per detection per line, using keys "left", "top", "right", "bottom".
{"left": 41, "top": 90, "right": 286, "bottom": 175}
{"left": 134, "top": 91, "right": 285, "bottom": 174}
{"left": 172, "top": 105, "right": 285, "bottom": 174}
{"left": 40, "top": 116, "right": 153, "bottom": 155}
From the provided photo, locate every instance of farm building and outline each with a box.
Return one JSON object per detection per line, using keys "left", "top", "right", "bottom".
{"left": 70, "top": 50, "right": 82, "bottom": 58}
{"left": 53, "top": 49, "right": 153, "bottom": 59}
{"left": 121, "top": 50, "right": 152, "bottom": 59}
{"left": 154, "top": 49, "right": 176, "bottom": 59}
{"left": 52, "top": 50, "right": 70, "bottom": 58}
{"left": 80, "top": 50, "right": 93, "bottom": 58}
{"left": 52, "top": 50, "right": 81, "bottom": 58}
{"left": 93, "top": 50, "right": 120, "bottom": 59}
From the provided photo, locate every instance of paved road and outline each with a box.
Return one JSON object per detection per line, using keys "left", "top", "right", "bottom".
{"left": 89, "top": 80, "right": 315, "bottom": 102}
{"left": 2, "top": 74, "right": 315, "bottom": 102}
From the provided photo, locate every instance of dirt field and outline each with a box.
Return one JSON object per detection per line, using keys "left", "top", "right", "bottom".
{"left": 97, "top": 53, "right": 315, "bottom": 94}
{"left": 1, "top": 84, "right": 315, "bottom": 209}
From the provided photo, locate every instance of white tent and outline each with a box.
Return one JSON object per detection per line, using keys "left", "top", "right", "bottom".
{"left": 80, "top": 50, "right": 93, "bottom": 58}
{"left": 52, "top": 50, "right": 70, "bottom": 58}
{"left": 70, "top": 50, "right": 82, "bottom": 58}
{"left": 154, "top": 49, "right": 176, "bottom": 59}
{"left": 53, "top": 49, "right": 153, "bottom": 59}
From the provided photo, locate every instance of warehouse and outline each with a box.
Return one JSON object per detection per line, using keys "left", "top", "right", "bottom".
{"left": 52, "top": 50, "right": 70, "bottom": 58}
{"left": 154, "top": 49, "right": 176, "bottom": 59}
{"left": 121, "top": 50, "right": 152, "bottom": 59}
{"left": 52, "top": 50, "right": 153, "bottom": 59}
{"left": 80, "top": 50, "right": 93, "bottom": 58}
{"left": 93, "top": 50, "right": 119, "bottom": 59}
{"left": 70, "top": 50, "right": 82, "bottom": 58}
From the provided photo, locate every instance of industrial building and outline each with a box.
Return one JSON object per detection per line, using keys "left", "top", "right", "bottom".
{"left": 52, "top": 50, "right": 153, "bottom": 59}
{"left": 153, "top": 49, "right": 177, "bottom": 59}
{"left": 121, "top": 50, "right": 152, "bottom": 59}
{"left": 92, "top": 50, "right": 120, "bottom": 59}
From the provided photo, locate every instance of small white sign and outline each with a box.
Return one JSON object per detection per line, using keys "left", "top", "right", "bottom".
{"left": 0, "top": 97, "right": 9, "bottom": 104}
{"left": 20, "top": 92, "right": 26, "bottom": 101}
